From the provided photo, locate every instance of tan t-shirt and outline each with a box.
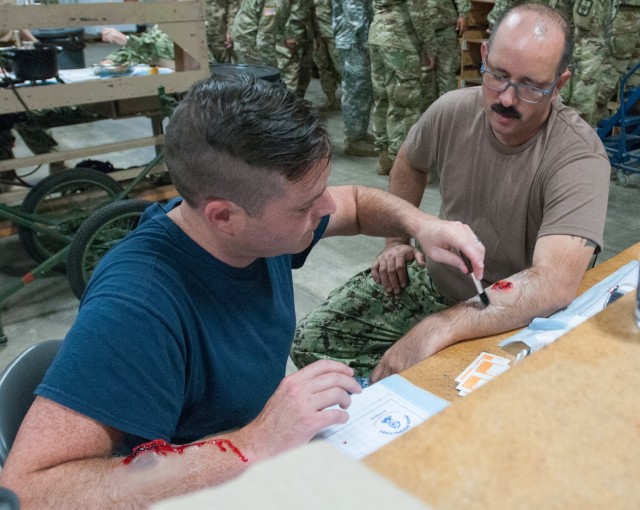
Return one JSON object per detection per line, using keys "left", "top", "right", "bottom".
{"left": 406, "top": 87, "right": 610, "bottom": 302}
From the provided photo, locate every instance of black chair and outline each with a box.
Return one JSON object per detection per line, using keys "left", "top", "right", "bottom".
{"left": 0, "top": 487, "right": 20, "bottom": 510}
{"left": 0, "top": 339, "right": 62, "bottom": 467}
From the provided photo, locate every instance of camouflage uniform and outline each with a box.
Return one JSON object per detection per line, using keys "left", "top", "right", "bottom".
{"left": 107, "top": 25, "right": 175, "bottom": 65}
{"left": 205, "top": 0, "right": 240, "bottom": 63}
{"left": 283, "top": 0, "right": 314, "bottom": 97}
{"left": 333, "top": 0, "right": 374, "bottom": 142}
{"left": 552, "top": 0, "right": 612, "bottom": 126}
{"left": 486, "top": 0, "right": 534, "bottom": 27}
{"left": 232, "top": 0, "right": 291, "bottom": 67}
{"left": 292, "top": 261, "right": 449, "bottom": 378}
{"left": 596, "top": 0, "right": 640, "bottom": 120}
{"left": 369, "top": 0, "right": 435, "bottom": 161}
{"left": 231, "top": 0, "right": 308, "bottom": 94}
{"left": 421, "top": 0, "right": 470, "bottom": 110}
{"left": 312, "top": 0, "right": 342, "bottom": 105}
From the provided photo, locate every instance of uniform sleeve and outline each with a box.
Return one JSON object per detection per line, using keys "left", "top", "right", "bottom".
{"left": 107, "top": 24, "right": 174, "bottom": 64}
{"left": 454, "top": 0, "right": 471, "bottom": 17}
{"left": 408, "top": 0, "right": 436, "bottom": 56}
{"left": 227, "top": 0, "right": 241, "bottom": 33}
{"left": 231, "top": 0, "right": 262, "bottom": 48}
{"left": 285, "top": 0, "right": 312, "bottom": 41}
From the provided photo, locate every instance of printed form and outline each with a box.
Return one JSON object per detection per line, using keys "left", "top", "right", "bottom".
{"left": 315, "top": 375, "right": 450, "bottom": 460}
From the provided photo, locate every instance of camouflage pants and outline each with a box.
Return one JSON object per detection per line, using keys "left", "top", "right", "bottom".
{"left": 291, "top": 262, "right": 449, "bottom": 378}
{"left": 278, "top": 39, "right": 313, "bottom": 97}
{"left": 596, "top": 5, "right": 640, "bottom": 119}
{"left": 369, "top": 44, "right": 422, "bottom": 159}
{"left": 337, "top": 44, "right": 373, "bottom": 139}
{"left": 421, "top": 27, "right": 460, "bottom": 111}
{"left": 233, "top": 42, "right": 265, "bottom": 66}
{"left": 561, "top": 30, "right": 607, "bottom": 126}
{"left": 313, "top": 37, "right": 341, "bottom": 98}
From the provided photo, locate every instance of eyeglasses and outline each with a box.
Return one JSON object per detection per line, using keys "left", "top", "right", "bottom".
{"left": 480, "top": 57, "right": 561, "bottom": 104}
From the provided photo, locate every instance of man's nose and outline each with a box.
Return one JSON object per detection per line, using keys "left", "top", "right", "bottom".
{"left": 498, "top": 83, "right": 518, "bottom": 107}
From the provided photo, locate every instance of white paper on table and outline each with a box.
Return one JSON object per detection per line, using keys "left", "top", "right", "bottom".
{"left": 314, "top": 374, "right": 450, "bottom": 461}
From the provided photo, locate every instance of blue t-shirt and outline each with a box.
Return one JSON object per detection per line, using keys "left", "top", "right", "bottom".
{"left": 37, "top": 199, "right": 329, "bottom": 452}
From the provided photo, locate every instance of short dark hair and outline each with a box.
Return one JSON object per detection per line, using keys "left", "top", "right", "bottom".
{"left": 488, "top": 3, "right": 574, "bottom": 76}
{"left": 164, "top": 74, "right": 331, "bottom": 215}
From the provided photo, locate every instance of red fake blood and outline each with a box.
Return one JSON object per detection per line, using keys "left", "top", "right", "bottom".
{"left": 491, "top": 280, "right": 513, "bottom": 291}
{"left": 123, "top": 438, "right": 248, "bottom": 464}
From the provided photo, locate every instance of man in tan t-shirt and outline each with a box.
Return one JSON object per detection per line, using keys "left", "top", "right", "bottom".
{"left": 292, "top": 3, "right": 610, "bottom": 383}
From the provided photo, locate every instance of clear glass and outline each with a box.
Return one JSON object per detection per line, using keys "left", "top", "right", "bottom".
{"left": 480, "top": 61, "right": 561, "bottom": 104}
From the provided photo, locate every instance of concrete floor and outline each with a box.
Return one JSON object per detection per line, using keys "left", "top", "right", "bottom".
{"left": 1, "top": 43, "right": 640, "bottom": 373}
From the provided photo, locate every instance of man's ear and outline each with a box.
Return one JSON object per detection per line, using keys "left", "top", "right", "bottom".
{"left": 203, "top": 199, "right": 246, "bottom": 234}
{"left": 481, "top": 41, "right": 488, "bottom": 61}
{"left": 553, "top": 69, "right": 572, "bottom": 96}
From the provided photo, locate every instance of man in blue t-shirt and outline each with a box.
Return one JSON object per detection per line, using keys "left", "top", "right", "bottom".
{"left": 0, "top": 74, "right": 485, "bottom": 508}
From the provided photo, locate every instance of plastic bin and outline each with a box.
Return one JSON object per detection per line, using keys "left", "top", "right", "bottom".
{"left": 210, "top": 64, "right": 282, "bottom": 85}
{"left": 31, "top": 28, "right": 86, "bottom": 70}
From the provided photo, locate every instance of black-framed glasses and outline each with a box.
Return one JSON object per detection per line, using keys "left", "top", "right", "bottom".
{"left": 480, "top": 57, "right": 561, "bottom": 104}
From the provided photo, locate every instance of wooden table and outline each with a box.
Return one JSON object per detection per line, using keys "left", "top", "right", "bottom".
{"left": 364, "top": 242, "right": 640, "bottom": 509}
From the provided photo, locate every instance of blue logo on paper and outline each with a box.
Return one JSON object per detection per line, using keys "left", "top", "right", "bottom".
{"left": 376, "top": 413, "right": 411, "bottom": 435}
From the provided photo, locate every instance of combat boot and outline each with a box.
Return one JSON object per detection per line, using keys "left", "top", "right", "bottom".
{"left": 376, "top": 150, "right": 393, "bottom": 175}
{"left": 344, "top": 136, "right": 377, "bottom": 157}
{"left": 318, "top": 95, "right": 340, "bottom": 112}
{"left": 363, "top": 132, "right": 376, "bottom": 144}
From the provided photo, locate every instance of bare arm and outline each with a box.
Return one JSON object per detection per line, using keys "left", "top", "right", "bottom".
{"left": 370, "top": 234, "right": 595, "bottom": 382}
{"left": 0, "top": 360, "right": 360, "bottom": 509}
{"left": 323, "top": 180, "right": 484, "bottom": 281}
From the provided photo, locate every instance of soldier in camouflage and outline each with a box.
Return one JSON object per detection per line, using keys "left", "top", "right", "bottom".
{"left": 232, "top": 0, "right": 310, "bottom": 95}
{"left": 551, "top": 0, "right": 612, "bottom": 126}
{"left": 232, "top": 0, "right": 290, "bottom": 67}
{"left": 596, "top": 0, "right": 640, "bottom": 121}
{"left": 312, "top": 0, "right": 342, "bottom": 111}
{"left": 205, "top": 0, "right": 240, "bottom": 64}
{"left": 333, "top": 0, "right": 377, "bottom": 157}
{"left": 369, "top": 0, "right": 436, "bottom": 175}
{"left": 421, "top": 0, "right": 470, "bottom": 111}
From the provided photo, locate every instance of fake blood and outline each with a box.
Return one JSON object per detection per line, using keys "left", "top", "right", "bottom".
{"left": 123, "top": 438, "right": 248, "bottom": 464}
{"left": 491, "top": 280, "right": 513, "bottom": 291}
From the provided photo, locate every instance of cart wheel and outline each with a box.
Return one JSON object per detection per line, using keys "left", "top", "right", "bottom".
{"left": 616, "top": 170, "right": 630, "bottom": 187}
{"left": 67, "top": 199, "right": 152, "bottom": 299}
{"left": 18, "top": 168, "right": 123, "bottom": 271}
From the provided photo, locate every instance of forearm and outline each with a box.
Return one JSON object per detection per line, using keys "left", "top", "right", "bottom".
{"left": 2, "top": 361, "right": 362, "bottom": 509}
{"left": 410, "top": 237, "right": 593, "bottom": 355}
{"left": 1, "top": 431, "right": 254, "bottom": 510}
{"left": 329, "top": 185, "right": 437, "bottom": 240}
{"left": 413, "top": 267, "right": 563, "bottom": 356}
{"left": 386, "top": 146, "right": 429, "bottom": 245}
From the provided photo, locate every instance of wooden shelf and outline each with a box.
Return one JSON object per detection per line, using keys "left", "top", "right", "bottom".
{"left": 458, "top": 1, "right": 493, "bottom": 88}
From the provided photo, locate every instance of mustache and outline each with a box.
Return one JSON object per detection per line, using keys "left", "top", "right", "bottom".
{"left": 491, "top": 103, "right": 521, "bottom": 119}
